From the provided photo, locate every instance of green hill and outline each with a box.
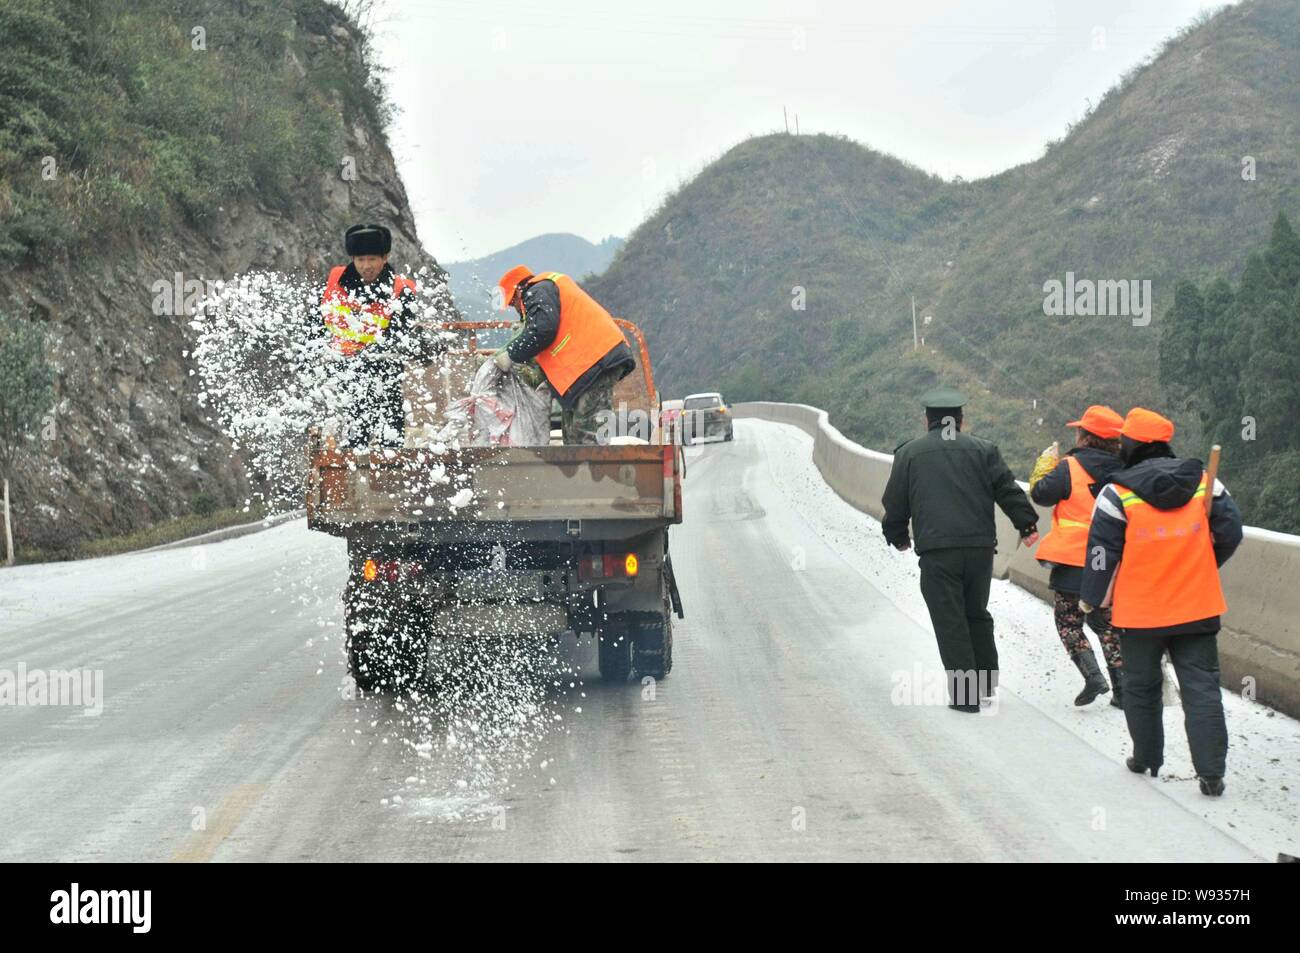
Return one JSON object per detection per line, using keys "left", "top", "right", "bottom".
{"left": 587, "top": 0, "right": 1300, "bottom": 507}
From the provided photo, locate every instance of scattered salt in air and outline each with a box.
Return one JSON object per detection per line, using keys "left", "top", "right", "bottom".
{"left": 187, "top": 271, "right": 589, "bottom": 829}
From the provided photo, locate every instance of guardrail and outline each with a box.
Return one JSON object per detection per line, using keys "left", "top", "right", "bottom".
{"left": 733, "top": 401, "right": 1300, "bottom": 718}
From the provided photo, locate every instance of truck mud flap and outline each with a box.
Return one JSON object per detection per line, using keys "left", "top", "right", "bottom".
{"left": 665, "top": 552, "right": 684, "bottom": 619}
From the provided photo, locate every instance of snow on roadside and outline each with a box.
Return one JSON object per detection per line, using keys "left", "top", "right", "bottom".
{"left": 743, "top": 418, "right": 1299, "bottom": 862}
{"left": 0, "top": 519, "right": 335, "bottom": 632}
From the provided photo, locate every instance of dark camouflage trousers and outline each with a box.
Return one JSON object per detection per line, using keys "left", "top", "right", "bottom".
{"left": 1053, "top": 591, "right": 1122, "bottom": 667}
{"left": 561, "top": 367, "right": 619, "bottom": 445}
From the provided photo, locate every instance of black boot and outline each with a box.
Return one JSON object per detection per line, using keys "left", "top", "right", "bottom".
{"left": 1198, "top": 776, "right": 1225, "bottom": 797}
{"left": 1107, "top": 665, "right": 1124, "bottom": 708}
{"left": 1126, "top": 756, "right": 1159, "bottom": 777}
{"left": 1071, "top": 651, "right": 1110, "bottom": 706}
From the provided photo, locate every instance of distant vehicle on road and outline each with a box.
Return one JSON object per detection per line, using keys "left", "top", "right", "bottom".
{"left": 682, "top": 392, "right": 733, "bottom": 445}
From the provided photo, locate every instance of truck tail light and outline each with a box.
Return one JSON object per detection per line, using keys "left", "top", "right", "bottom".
{"left": 578, "top": 553, "right": 638, "bottom": 581}
{"left": 360, "top": 558, "right": 422, "bottom": 583}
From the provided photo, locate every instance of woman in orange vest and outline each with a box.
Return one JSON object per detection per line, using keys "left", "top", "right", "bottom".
{"left": 320, "top": 224, "right": 419, "bottom": 447}
{"left": 1079, "top": 408, "right": 1244, "bottom": 797}
{"left": 1030, "top": 406, "right": 1126, "bottom": 707}
{"left": 491, "top": 265, "right": 635, "bottom": 444}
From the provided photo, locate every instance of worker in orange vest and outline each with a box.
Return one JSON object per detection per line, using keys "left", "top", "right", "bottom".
{"left": 1079, "top": 408, "right": 1243, "bottom": 797}
{"left": 492, "top": 266, "right": 635, "bottom": 444}
{"left": 1029, "top": 405, "right": 1125, "bottom": 707}
{"left": 320, "top": 224, "right": 419, "bottom": 447}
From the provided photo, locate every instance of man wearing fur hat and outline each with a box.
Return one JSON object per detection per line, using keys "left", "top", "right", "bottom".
{"left": 321, "top": 224, "right": 419, "bottom": 447}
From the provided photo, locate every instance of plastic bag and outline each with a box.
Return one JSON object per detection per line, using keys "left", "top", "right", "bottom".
{"left": 1028, "top": 441, "right": 1061, "bottom": 488}
{"left": 440, "top": 360, "right": 553, "bottom": 446}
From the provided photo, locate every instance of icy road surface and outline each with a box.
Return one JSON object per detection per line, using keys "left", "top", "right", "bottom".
{"left": 1, "top": 420, "right": 1295, "bottom": 861}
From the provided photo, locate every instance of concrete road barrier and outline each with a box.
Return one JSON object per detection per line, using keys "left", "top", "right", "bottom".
{"left": 733, "top": 402, "right": 1300, "bottom": 718}
{"left": 139, "top": 509, "right": 305, "bottom": 553}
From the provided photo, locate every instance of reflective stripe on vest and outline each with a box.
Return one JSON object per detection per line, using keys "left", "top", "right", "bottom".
{"left": 526, "top": 272, "right": 626, "bottom": 397}
{"left": 1110, "top": 473, "right": 1226, "bottom": 629}
{"left": 1035, "top": 456, "right": 1096, "bottom": 568}
{"left": 321, "top": 266, "right": 416, "bottom": 357}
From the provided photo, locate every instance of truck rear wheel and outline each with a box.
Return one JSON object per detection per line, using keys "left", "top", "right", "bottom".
{"left": 348, "top": 637, "right": 425, "bottom": 695}
{"left": 345, "top": 587, "right": 425, "bottom": 694}
{"left": 348, "top": 641, "right": 384, "bottom": 693}
{"left": 389, "top": 633, "right": 427, "bottom": 693}
{"left": 597, "top": 626, "right": 634, "bottom": 682}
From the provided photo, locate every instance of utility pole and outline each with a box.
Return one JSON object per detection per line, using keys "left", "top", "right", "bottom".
{"left": 795, "top": 114, "right": 800, "bottom": 136}
{"left": 911, "top": 296, "right": 918, "bottom": 350}
{"left": 3, "top": 479, "right": 13, "bottom": 566}
{"left": 784, "top": 106, "right": 789, "bottom": 134}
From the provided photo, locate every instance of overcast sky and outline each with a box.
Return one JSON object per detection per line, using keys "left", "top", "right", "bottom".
{"left": 369, "top": 0, "right": 1236, "bottom": 261}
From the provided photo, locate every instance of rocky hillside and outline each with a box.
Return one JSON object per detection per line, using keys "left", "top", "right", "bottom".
{"left": 588, "top": 0, "right": 1300, "bottom": 471}
{"left": 0, "top": 0, "right": 452, "bottom": 556}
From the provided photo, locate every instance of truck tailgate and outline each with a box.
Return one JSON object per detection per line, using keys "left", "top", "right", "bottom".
{"left": 308, "top": 443, "right": 681, "bottom": 529}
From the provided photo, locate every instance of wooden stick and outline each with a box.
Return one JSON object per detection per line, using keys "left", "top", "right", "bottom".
{"left": 1100, "top": 564, "right": 1117, "bottom": 609}
{"left": 1204, "top": 444, "right": 1221, "bottom": 516}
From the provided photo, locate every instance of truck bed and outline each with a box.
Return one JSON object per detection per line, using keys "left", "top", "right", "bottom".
{"left": 307, "top": 442, "right": 681, "bottom": 535}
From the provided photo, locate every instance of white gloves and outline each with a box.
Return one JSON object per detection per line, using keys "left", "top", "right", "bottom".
{"left": 493, "top": 349, "right": 513, "bottom": 372}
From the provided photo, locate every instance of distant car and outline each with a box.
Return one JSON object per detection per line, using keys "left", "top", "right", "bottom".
{"left": 682, "top": 392, "right": 733, "bottom": 445}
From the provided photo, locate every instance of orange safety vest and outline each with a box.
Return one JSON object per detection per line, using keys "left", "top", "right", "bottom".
{"left": 321, "top": 266, "right": 416, "bottom": 357}
{"left": 1036, "top": 456, "right": 1095, "bottom": 567}
{"left": 1110, "top": 472, "right": 1227, "bottom": 629}
{"left": 524, "top": 272, "right": 626, "bottom": 397}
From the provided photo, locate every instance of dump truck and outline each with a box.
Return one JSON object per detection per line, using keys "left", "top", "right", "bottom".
{"left": 306, "top": 320, "right": 685, "bottom": 692}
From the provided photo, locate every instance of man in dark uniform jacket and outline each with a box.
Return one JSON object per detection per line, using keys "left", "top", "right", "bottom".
{"left": 881, "top": 389, "right": 1040, "bottom": 712}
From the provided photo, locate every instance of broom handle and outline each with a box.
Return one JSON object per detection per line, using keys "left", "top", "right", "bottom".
{"left": 1204, "top": 444, "right": 1221, "bottom": 516}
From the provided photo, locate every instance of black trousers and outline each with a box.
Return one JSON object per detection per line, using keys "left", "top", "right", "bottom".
{"left": 1118, "top": 630, "right": 1227, "bottom": 778}
{"left": 918, "top": 547, "right": 997, "bottom": 707}
{"left": 342, "top": 367, "right": 405, "bottom": 448}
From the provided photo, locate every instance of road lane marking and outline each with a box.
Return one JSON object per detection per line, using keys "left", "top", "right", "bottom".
{"left": 169, "top": 782, "right": 267, "bottom": 863}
